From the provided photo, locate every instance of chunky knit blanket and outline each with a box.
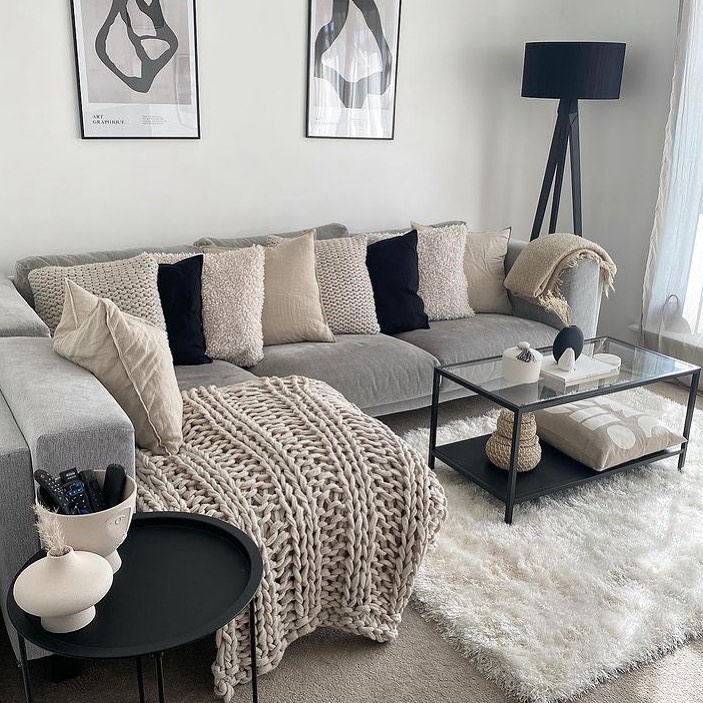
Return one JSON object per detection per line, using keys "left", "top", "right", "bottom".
{"left": 136, "top": 376, "right": 446, "bottom": 702}
{"left": 504, "top": 232, "right": 617, "bottom": 326}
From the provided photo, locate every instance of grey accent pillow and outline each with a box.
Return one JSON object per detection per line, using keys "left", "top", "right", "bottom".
{"left": 154, "top": 249, "right": 266, "bottom": 368}
{"left": 535, "top": 396, "right": 686, "bottom": 471}
{"left": 28, "top": 253, "right": 166, "bottom": 334}
{"left": 15, "top": 244, "right": 198, "bottom": 307}
{"left": 269, "top": 235, "right": 380, "bottom": 336}
{"left": 194, "top": 222, "right": 349, "bottom": 249}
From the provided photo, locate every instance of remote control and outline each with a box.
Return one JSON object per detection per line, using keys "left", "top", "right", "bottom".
{"left": 60, "top": 468, "right": 80, "bottom": 485}
{"left": 103, "top": 464, "right": 127, "bottom": 508}
{"left": 33, "top": 470, "right": 71, "bottom": 514}
{"left": 63, "top": 479, "right": 92, "bottom": 515}
{"left": 79, "top": 469, "right": 108, "bottom": 512}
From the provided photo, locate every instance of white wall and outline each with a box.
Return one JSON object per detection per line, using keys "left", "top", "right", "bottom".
{"left": 0, "top": 1, "right": 678, "bottom": 336}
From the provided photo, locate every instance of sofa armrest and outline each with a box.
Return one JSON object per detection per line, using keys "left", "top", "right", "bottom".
{"left": 0, "top": 338, "right": 135, "bottom": 479}
{"left": 504, "top": 240, "right": 603, "bottom": 337}
{"left": 0, "top": 277, "right": 49, "bottom": 338}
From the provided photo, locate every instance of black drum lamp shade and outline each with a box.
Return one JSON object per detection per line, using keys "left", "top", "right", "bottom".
{"left": 522, "top": 42, "right": 626, "bottom": 100}
{"left": 522, "top": 41, "right": 626, "bottom": 240}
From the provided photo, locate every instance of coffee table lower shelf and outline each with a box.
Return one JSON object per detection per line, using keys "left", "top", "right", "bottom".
{"left": 432, "top": 434, "right": 683, "bottom": 506}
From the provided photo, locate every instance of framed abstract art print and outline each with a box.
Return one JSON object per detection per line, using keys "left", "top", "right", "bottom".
{"left": 307, "top": 0, "right": 402, "bottom": 140}
{"left": 70, "top": 0, "right": 200, "bottom": 139}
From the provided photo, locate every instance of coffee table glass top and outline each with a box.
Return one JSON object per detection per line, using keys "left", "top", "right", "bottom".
{"left": 438, "top": 337, "right": 699, "bottom": 411}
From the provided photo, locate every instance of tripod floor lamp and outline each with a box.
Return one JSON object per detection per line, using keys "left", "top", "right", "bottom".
{"left": 522, "top": 42, "right": 626, "bottom": 240}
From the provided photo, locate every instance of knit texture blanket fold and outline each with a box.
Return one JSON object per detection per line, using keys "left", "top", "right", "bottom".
{"left": 504, "top": 233, "right": 617, "bottom": 326}
{"left": 136, "top": 376, "right": 446, "bottom": 702}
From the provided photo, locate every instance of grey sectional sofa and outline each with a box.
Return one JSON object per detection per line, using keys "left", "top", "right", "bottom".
{"left": 0, "top": 223, "right": 603, "bottom": 662}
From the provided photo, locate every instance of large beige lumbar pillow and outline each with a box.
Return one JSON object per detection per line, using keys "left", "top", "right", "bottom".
{"left": 53, "top": 280, "right": 183, "bottom": 455}
{"left": 535, "top": 396, "right": 685, "bottom": 471}
{"left": 216, "top": 230, "right": 333, "bottom": 346}
{"left": 156, "top": 248, "right": 266, "bottom": 367}
{"left": 268, "top": 234, "right": 379, "bottom": 336}
{"left": 464, "top": 227, "right": 512, "bottom": 314}
{"left": 28, "top": 253, "right": 166, "bottom": 334}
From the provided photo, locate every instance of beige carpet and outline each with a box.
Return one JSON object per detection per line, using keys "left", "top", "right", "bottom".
{"left": 1, "top": 385, "right": 702, "bottom": 703}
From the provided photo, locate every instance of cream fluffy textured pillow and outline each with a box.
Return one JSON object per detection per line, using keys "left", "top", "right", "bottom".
{"left": 411, "top": 223, "right": 474, "bottom": 321}
{"left": 53, "top": 280, "right": 183, "bottom": 455}
{"left": 257, "top": 231, "right": 334, "bottom": 345}
{"left": 269, "top": 235, "right": 379, "bottom": 335}
{"left": 464, "top": 227, "right": 512, "bottom": 314}
{"left": 28, "top": 253, "right": 166, "bottom": 334}
{"left": 156, "top": 249, "right": 266, "bottom": 367}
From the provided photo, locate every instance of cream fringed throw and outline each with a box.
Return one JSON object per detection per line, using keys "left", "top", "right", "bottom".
{"left": 136, "top": 376, "right": 446, "bottom": 702}
{"left": 503, "top": 233, "right": 616, "bottom": 325}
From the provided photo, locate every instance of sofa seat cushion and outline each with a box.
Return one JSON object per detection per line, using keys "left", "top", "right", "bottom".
{"left": 396, "top": 315, "right": 559, "bottom": 366}
{"left": 175, "top": 361, "right": 258, "bottom": 392}
{"left": 248, "top": 334, "right": 439, "bottom": 415}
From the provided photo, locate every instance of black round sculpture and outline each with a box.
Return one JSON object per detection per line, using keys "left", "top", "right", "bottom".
{"left": 553, "top": 325, "right": 584, "bottom": 363}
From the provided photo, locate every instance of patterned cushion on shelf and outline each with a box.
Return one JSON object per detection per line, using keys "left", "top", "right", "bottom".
{"left": 535, "top": 396, "right": 686, "bottom": 471}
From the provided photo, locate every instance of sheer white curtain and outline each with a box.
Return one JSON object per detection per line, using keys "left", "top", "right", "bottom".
{"left": 641, "top": 0, "right": 703, "bottom": 364}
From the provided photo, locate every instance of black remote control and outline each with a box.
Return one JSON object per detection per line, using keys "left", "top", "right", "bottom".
{"left": 103, "top": 464, "right": 127, "bottom": 508}
{"left": 63, "top": 479, "right": 92, "bottom": 515}
{"left": 33, "top": 470, "right": 71, "bottom": 514}
{"left": 60, "top": 468, "right": 80, "bottom": 485}
{"left": 79, "top": 469, "right": 108, "bottom": 512}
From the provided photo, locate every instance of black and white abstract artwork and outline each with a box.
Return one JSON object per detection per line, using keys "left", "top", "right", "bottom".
{"left": 307, "top": 0, "right": 401, "bottom": 139}
{"left": 71, "top": 0, "right": 199, "bottom": 138}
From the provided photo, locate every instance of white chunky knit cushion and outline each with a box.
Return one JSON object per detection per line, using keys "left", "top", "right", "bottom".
{"left": 411, "top": 223, "right": 474, "bottom": 321}
{"left": 28, "top": 253, "right": 166, "bottom": 334}
{"left": 269, "top": 235, "right": 380, "bottom": 335}
{"left": 154, "top": 249, "right": 266, "bottom": 368}
{"left": 136, "top": 375, "right": 446, "bottom": 700}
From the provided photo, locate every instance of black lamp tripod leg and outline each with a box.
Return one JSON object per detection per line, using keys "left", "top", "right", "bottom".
{"left": 569, "top": 107, "right": 583, "bottom": 236}
{"left": 548, "top": 118, "right": 570, "bottom": 234}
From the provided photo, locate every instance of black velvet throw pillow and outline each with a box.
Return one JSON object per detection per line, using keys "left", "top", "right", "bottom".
{"left": 366, "top": 230, "right": 430, "bottom": 335}
{"left": 157, "top": 255, "right": 211, "bottom": 366}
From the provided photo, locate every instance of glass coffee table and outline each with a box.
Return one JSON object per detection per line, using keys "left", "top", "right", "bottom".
{"left": 428, "top": 337, "right": 700, "bottom": 524}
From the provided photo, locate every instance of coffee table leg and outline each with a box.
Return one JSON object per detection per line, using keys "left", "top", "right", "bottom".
{"left": 136, "top": 656, "right": 146, "bottom": 703}
{"left": 155, "top": 652, "right": 166, "bottom": 703}
{"left": 17, "top": 633, "right": 33, "bottom": 703}
{"left": 504, "top": 410, "right": 522, "bottom": 525}
{"left": 249, "top": 599, "right": 259, "bottom": 703}
{"left": 679, "top": 369, "right": 700, "bottom": 471}
{"left": 428, "top": 371, "right": 441, "bottom": 470}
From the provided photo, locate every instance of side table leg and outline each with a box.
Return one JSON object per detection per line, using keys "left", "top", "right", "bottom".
{"left": 428, "top": 371, "right": 441, "bottom": 470}
{"left": 136, "top": 656, "right": 146, "bottom": 703}
{"left": 249, "top": 599, "right": 259, "bottom": 703}
{"left": 679, "top": 369, "right": 700, "bottom": 470}
{"left": 155, "top": 652, "right": 166, "bottom": 703}
{"left": 504, "top": 410, "right": 523, "bottom": 525}
{"left": 17, "top": 634, "right": 33, "bottom": 703}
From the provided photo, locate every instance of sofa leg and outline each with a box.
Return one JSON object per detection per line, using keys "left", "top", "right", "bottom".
{"left": 50, "top": 655, "right": 84, "bottom": 683}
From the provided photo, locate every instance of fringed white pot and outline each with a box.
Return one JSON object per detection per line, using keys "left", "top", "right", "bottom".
{"left": 13, "top": 547, "right": 113, "bottom": 633}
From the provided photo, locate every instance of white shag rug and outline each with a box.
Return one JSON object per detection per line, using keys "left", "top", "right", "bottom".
{"left": 402, "top": 386, "right": 703, "bottom": 702}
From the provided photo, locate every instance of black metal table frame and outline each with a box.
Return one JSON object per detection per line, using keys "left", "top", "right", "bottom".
{"left": 428, "top": 337, "right": 701, "bottom": 524}
{"left": 14, "top": 598, "right": 259, "bottom": 703}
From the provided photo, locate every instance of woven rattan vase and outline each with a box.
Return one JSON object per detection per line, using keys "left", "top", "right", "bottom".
{"left": 486, "top": 410, "right": 541, "bottom": 472}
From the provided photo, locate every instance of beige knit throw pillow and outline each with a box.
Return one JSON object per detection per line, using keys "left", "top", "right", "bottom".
{"left": 53, "top": 280, "right": 183, "bottom": 455}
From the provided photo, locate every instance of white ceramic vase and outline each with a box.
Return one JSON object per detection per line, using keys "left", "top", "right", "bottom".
{"left": 13, "top": 547, "right": 113, "bottom": 633}
{"left": 52, "top": 470, "right": 137, "bottom": 573}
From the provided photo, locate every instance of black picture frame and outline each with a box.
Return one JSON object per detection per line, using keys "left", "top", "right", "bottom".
{"left": 70, "top": 0, "right": 201, "bottom": 140}
{"left": 306, "top": 0, "right": 402, "bottom": 140}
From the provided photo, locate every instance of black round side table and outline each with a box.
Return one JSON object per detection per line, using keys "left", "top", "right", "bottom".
{"left": 7, "top": 512, "right": 264, "bottom": 703}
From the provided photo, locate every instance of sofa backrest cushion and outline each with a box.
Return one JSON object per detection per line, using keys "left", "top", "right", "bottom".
{"left": 194, "top": 222, "right": 349, "bottom": 249}
{"left": 15, "top": 244, "right": 198, "bottom": 308}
